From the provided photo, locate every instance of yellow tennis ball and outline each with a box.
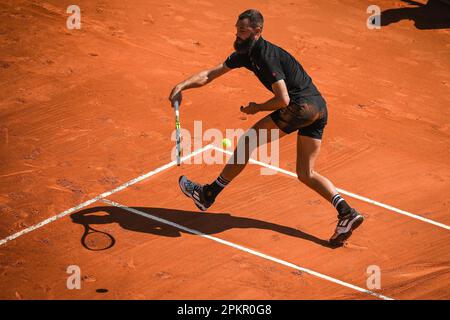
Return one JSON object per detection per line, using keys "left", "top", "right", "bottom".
{"left": 222, "top": 138, "right": 231, "bottom": 148}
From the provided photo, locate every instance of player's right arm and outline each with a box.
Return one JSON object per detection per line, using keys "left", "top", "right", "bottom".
{"left": 168, "top": 63, "right": 231, "bottom": 106}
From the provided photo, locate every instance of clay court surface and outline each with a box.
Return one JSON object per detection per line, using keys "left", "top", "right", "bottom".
{"left": 0, "top": 0, "right": 449, "bottom": 300}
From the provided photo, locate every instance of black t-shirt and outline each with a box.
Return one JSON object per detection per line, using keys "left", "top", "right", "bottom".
{"left": 224, "top": 36, "right": 321, "bottom": 104}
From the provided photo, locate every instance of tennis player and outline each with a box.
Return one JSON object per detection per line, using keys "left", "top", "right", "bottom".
{"left": 169, "top": 9, "right": 364, "bottom": 246}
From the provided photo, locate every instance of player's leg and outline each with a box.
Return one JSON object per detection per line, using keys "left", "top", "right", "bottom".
{"left": 179, "top": 114, "right": 287, "bottom": 211}
{"left": 296, "top": 134, "right": 364, "bottom": 245}
{"left": 220, "top": 114, "right": 286, "bottom": 181}
{"left": 296, "top": 135, "right": 337, "bottom": 200}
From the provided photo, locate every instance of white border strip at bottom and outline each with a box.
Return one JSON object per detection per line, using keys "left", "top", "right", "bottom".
{"left": 101, "top": 198, "right": 393, "bottom": 300}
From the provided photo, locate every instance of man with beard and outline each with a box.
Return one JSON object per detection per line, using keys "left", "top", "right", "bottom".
{"left": 168, "top": 9, "right": 364, "bottom": 246}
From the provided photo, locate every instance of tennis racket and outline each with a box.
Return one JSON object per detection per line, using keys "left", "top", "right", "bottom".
{"left": 81, "top": 224, "right": 115, "bottom": 251}
{"left": 174, "top": 100, "right": 182, "bottom": 166}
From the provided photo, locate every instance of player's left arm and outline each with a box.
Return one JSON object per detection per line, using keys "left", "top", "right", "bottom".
{"left": 259, "top": 79, "right": 290, "bottom": 111}
{"left": 241, "top": 79, "right": 290, "bottom": 114}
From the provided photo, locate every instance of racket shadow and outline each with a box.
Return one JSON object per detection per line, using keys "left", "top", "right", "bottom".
{"left": 70, "top": 206, "right": 338, "bottom": 249}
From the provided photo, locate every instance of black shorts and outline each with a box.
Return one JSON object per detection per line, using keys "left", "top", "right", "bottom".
{"left": 270, "top": 95, "right": 328, "bottom": 140}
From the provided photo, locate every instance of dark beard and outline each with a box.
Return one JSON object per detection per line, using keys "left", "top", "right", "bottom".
{"left": 233, "top": 33, "right": 256, "bottom": 54}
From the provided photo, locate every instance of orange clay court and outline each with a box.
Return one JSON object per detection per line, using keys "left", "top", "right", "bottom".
{"left": 0, "top": 0, "right": 449, "bottom": 300}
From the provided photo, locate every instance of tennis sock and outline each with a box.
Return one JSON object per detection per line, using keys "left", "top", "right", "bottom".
{"left": 331, "top": 194, "right": 352, "bottom": 217}
{"left": 205, "top": 175, "right": 230, "bottom": 201}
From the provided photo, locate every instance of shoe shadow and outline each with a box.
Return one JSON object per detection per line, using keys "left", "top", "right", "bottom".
{"left": 70, "top": 206, "right": 339, "bottom": 249}
{"left": 375, "top": 0, "right": 450, "bottom": 30}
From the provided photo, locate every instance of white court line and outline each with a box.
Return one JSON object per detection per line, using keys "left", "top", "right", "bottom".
{"left": 100, "top": 198, "right": 393, "bottom": 300}
{"left": 211, "top": 146, "right": 450, "bottom": 231}
{"left": 0, "top": 144, "right": 213, "bottom": 247}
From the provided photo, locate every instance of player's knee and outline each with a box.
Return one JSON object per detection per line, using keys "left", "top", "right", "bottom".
{"left": 237, "top": 131, "right": 258, "bottom": 150}
{"left": 297, "top": 169, "right": 314, "bottom": 184}
{"left": 234, "top": 134, "right": 255, "bottom": 163}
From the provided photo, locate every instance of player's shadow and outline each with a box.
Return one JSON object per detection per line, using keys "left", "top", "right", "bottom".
{"left": 375, "top": 0, "right": 450, "bottom": 29}
{"left": 70, "top": 206, "right": 339, "bottom": 249}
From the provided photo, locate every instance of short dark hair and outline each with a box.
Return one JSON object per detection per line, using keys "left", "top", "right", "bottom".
{"left": 238, "top": 9, "right": 264, "bottom": 30}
